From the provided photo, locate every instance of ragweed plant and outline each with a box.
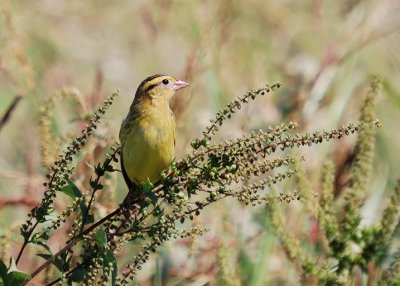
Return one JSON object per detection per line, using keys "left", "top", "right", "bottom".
{"left": 39, "top": 87, "right": 85, "bottom": 169}
{"left": 264, "top": 77, "right": 400, "bottom": 285}
{"left": 0, "top": 78, "right": 385, "bottom": 286}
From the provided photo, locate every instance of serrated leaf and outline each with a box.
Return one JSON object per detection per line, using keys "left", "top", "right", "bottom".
{"left": 95, "top": 228, "right": 107, "bottom": 248}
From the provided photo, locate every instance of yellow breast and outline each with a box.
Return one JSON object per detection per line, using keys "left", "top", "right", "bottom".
{"left": 120, "top": 106, "right": 175, "bottom": 185}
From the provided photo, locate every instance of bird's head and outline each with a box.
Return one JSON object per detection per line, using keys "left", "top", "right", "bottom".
{"left": 134, "top": 74, "right": 189, "bottom": 104}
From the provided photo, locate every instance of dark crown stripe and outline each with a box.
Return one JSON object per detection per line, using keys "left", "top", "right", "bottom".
{"left": 144, "top": 74, "right": 165, "bottom": 82}
{"left": 141, "top": 74, "right": 166, "bottom": 91}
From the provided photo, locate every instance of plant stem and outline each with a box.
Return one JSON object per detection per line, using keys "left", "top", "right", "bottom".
{"left": 45, "top": 258, "right": 89, "bottom": 286}
{"left": 16, "top": 221, "right": 38, "bottom": 265}
{"left": 0, "top": 95, "right": 22, "bottom": 132}
{"left": 27, "top": 207, "right": 121, "bottom": 284}
{"left": 80, "top": 186, "right": 98, "bottom": 233}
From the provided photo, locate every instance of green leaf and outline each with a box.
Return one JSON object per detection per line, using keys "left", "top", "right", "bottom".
{"left": 84, "top": 214, "right": 94, "bottom": 225}
{"left": 36, "top": 253, "right": 51, "bottom": 260}
{"left": 141, "top": 180, "right": 157, "bottom": 204}
{"left": 33, "top": 239, "right": 52, "bottom": 252}
{"left": 95, "top": 228, "right": 107, "bottom": 248}
{"left": 60, "top": 179, "right": 82, "bottom": 198}
{"left": 105, "top": 164, "right": 115, "bottom": 172}
{"left": 94, "top": 164, "right": 104, "bottom": 176}
{"left": 38, "top": 231, "right": 50, "bottom": 240}
{"left": 37, "top": 254, "right": 64, "bottom": 272}
{"left": 60, "top": 179, "right": 95, "bottom": 226}
{"left": 7, "top": 257, "right": 31, "bottom": 282}
{"left": 69, "top": 268, "right": 86, "bottom": 282}
{"left": 37, "top": 250, "right": 65, "bottom": 272}
{"left": 141, "top": 179, "right": 154, "bottom": 193}
{"left": 103, "top": 249, "right": 118, "bottom": 286}
{"left": 89, "top": 179, "right": 103, "bottom": 190}
{"left": 148, "top": 192, "right": 158, "bottom": 205}
{"left": 0, "top": 259, "right": 12, "bottom": 286}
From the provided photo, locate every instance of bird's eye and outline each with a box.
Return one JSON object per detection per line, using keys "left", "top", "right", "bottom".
{"left": 162, "top": 79, "right": 169, "bottom": 85}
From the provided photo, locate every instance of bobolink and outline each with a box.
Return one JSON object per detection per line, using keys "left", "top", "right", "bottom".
{"left": 119, "top": 74, "right": 189, "bottom": 193}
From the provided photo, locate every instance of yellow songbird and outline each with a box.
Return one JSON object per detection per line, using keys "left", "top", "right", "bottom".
{"left": 119, "top": 74, "right": 189, "bottom": 191}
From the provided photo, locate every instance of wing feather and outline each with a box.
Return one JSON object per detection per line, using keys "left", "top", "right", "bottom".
{"left": 120, "top": 150, "right": 136, "bottom": 191}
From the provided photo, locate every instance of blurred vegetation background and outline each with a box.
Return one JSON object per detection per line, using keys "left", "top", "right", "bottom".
{"left": 1, "top": 0, "right": 400, "bottom": 285}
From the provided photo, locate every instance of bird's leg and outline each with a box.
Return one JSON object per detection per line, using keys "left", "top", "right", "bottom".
{"left": 120, "top": 187, "right": 135, "bottom": 220}
{"left": 119, "top": 184, "right": 144, "bottom": 227}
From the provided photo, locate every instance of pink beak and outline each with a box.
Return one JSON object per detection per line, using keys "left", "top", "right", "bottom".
{"left": 172, "top": 80, "right": 190, "bottom": 91}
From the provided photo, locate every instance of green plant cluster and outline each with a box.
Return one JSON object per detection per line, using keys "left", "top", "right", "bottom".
{"left": 1, "top": 78, "right": 394, "bottom": 286}
{"left": 266, "top": 78, "right": 400, "bottom": 285}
